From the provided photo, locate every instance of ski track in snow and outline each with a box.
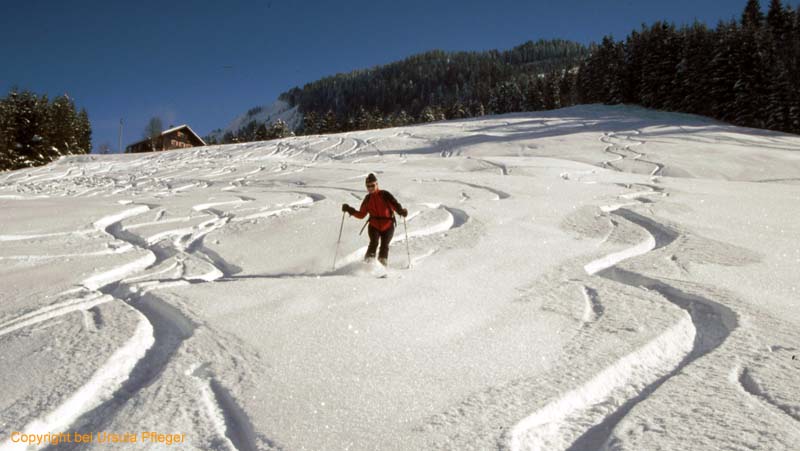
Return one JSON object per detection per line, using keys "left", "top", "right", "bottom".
{"left": 508, "top": 184, "right": 739, "bottom": 451}
{"left": 202, "top": 372, "right": 272, "bottom": 451}
{"left": 0, "top": 207, "right": 162, "bottom": 450}
{"left": 188, "top": 363, "right": 254, "bottom": 451}
{"left": 231, "top": 191, "right": 323, "bottom": 222}
{"left": 470, "top": 157, "right": 509, "bottom": 175}
{"left": 580, "top": 286, "right": 603, "bottom": 325}
{"left": 599, "top": 131, "right": 663, "bottom": 177}
{"left": 365, "top": 135, "right": 394, "bottom": 157}
{"left": 336, "top": 203, "right": 469, "bottom": 267}
{"left": 64, "top": 199, "right": 279, "bottom": 451}
{"left": 46, "top": 289, "right": 200, "bottom": 451}
{"left": 736, "top": 366, "right": 800, "bottom": 423}
{"left": 419, "top": 178, "right": 511, "bottom": 200}
{"left": 331, "top": 136, "right": 360, "bottom": 159}
{"left": 1, "top": 302, "right": 154, "bottom": 451}
{"left": 0, "top": 292, "right": 112, "bottom": 338}
{"left": 1, "top": 197, "right": 290, "bottom": 450}
{"left": 345, "top": 134, "right": 400, "bottom": 163}
{"left": 0, "top": 229, "right": 95, "bottom": 242}
{"left": 4, "top": 114, "right": 798, "bottom": 450}
{"left": 220, "top": 200, "right": 470, "bottom": 281}
{"left": 256, "top": 202, "right": 472, "bottom": 277}
{"left": 753, "top": 177, "right": 800, "bottom": 184}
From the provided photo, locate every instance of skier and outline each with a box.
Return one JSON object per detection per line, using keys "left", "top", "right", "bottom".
{"left": 341, "top": 173, "right": 408, "bottom": 266}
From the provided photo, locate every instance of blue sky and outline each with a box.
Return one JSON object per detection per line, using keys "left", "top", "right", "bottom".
{"left": 1, "top": 0, "right": 792, "bottom": 152}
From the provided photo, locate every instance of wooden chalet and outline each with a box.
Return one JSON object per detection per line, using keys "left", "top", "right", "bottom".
{"left": 126, "top": 124, "right": 206, "bottom": 153}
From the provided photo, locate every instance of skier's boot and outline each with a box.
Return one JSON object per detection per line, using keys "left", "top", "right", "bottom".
{"left": 378, "top": 257, "right": 388, "bottom": 267}
{"left": 364, "top": 252, "right": 376, "bottom": 263}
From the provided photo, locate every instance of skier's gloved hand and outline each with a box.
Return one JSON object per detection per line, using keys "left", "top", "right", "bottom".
{"left": 342, "top": 203, "right": 351, "bottom": 213}
{"left": 399, "top": 208, "right": 408, "bottom": 217}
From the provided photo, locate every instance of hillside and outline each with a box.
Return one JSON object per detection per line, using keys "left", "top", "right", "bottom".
{"left": 1, "top": 105, "right": 799, "bottom": 450}
{"left": 210, "top": 39, "right": 588, "bottom": 142}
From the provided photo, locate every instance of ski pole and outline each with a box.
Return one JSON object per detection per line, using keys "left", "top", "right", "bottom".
{"left": 359, "top": 219, "right": 368, "bottom": 235}
{"left": 403, "top": 216, "right": 411, "bottom": 269}
{"left": 333, "top": 211, "right": 346, "bottom": 271}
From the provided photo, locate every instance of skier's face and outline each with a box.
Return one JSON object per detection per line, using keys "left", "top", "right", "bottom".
{"left": 366, "top": 182, "right": 377, "bottom": 192}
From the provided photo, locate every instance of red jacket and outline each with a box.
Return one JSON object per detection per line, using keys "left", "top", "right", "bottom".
{"left": 351, "top": 189, "right": 403, "bottom": 231}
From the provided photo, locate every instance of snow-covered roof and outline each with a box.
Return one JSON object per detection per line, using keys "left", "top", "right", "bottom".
{"left": 126, "top": 124, "right": 207, "bottom": 148}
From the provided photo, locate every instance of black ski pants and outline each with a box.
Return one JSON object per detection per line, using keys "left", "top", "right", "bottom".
{"left": 366, "top": 225, "right": 394, "bottom": 260}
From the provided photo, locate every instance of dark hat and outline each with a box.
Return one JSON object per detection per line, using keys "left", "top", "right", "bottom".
{"left": 365, "top": 173, "right": 378, "bottom": 183}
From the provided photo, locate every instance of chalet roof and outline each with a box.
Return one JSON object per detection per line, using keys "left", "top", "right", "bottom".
{"left": 126, "top": 124, "right": 207, "bottom": 148}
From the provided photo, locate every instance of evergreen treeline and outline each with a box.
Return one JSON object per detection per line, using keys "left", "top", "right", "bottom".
{"left": 206, "top": 39, "right": 587, "bottom": 142}
{"left": 217, "top": 0, "right": 799, "bottom": 144}
{"left": 205, "top": 118, "right": 293, "bottom": 145}
{"left": 0, "top": 90, "right": 92, "bottom": 171}
{"left": 577, "top": 0, "right": 800, "bottom": 134}
{"left": 283, "top": 39, "right": 588, "bottom": 135}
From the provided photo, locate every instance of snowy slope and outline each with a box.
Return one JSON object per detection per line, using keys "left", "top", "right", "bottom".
{"left": 207, "top": 99, "right": 302, "bottom": 141}
{"left": 1, "top": 104, "right": 799, "bottom": 451}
